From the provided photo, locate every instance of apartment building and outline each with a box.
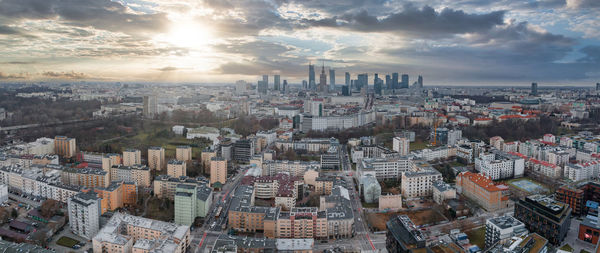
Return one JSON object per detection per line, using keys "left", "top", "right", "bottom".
{"left": 210, "top": 157, "right": 227, "bottom": 186}
{"left": 393, "top": 137, "right": 410, "bottom": 156}
{"left": 110, "top": 164, "right": 151, "bottom": 187}
{"left": 92, "top": 213, "right": 191, "bottom": 253}
{"left": 475, "top": 151, "right": 525, "bottom": 180}
{"left": 263, "top": 160, "right": 321, "bottom": 177}
{"left": 401, "top": 168, "right": 442, "bottom": 198}
{"left": 200, "top": 148, "right": 216, "bottom": 174}
{"left": 484, "top": 215, "right": 527, "bottom": 249}
{"left": 555, "top": 181, "right": 600, "bottom": 216}
{"left": 386, "top": 215, "right": 427, "bottom": 253}
{"left": 175, "top": 184, "right": 214, "bottom": 225}
{"left": 432, "top": 181, "right": 456, "bottom": 205}
{"left": 234, "top": 139, "right": 255, "bottom": 163}
{"left": 147, "top": 146, "right": 165, "bottom": 170}
{"left": 514, "top": 195, "right": 572, "bottom": 245}
{"left": 54, "top": 136, "right": 76, "bottom": 158}
{"left": 274, "top": 138, "right": 339, "bottom": 153}
{"left": 153, "top": 175, "right": 209, "bottom": 200}
{"left": 68, "top": 191, "right": 101, "bottom": 239}
{"left": 92, "top": 181, "right": 137, "bottom": 214}
{"left": 564, "top": 162, "right": 600, "bottom": 182}
{"left": 358, "top": 157, "right": 412, "bottom": 180}
{"left": 175, "top": 146, "right": 192, "bottom": 162}
{"left": 60, "top": 167, "right": 110, "bottom": 188}
{"left": 167, "top": 160, "right": 186, "bottom": 178}
{"left": 456, "top": 172, "right": 511, "bottom": 211}
{"left": 122, "top": 149, "right": 141, "bottom": 166}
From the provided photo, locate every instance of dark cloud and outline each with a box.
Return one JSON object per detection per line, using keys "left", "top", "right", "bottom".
{"left": 2, "top": 61, "right": 37, "bottom": 64}
{"left": 300, "top": 5, "right": 505, "bottom": 36}
{"left": 157, "top": 66, "right": 178, "bottom": 72}
{"left": 578, "top": 46, "right": 600, "bottom": 63}
{"left": 0, "top": 0, "right": 169, "bottom": 36}
{"left": 0, "top": 25, "right": 21, "bottom": 35}
{"left": 42, "top": 71, "right": 89, "bottom": 79}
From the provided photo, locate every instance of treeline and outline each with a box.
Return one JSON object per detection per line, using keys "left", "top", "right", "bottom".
{"left": 462, "top": 116, "right": 560, "bottom": 142}
{"left": 0, "top": 94, "right": 100, "bottom": 126}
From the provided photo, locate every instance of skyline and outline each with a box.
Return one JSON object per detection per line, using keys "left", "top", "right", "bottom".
{"left": 0, "top": 0, "right": 599, "bottom": 85}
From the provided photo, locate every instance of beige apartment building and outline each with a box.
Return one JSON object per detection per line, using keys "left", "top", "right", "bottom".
{"left": 201, "top": 149, "right": 217, "bottom": 174}
{"left": 54, "top": 136, "right": 76, "bottom": 158}
{"left": 176, "top": 146, "right": 193, "bottom": 162}
{"left": 147, "top": 147, "right": 165, "bottom": 170}
{"left": 167, "top": 160, "right": 186, "bottom": 178}
{"left": 122, "top": 149, "right": 141, "bottom": 166}
{"left": 210, "top": 157, "right": 227, "bottom": 186}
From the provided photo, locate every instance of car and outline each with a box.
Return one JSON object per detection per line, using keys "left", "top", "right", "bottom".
{"left": 72, "top": 245, "right": 81, "bottom": 249}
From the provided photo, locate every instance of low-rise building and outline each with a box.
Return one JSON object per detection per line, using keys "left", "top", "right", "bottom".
{"left": 379, "top": 194, "right": 402, "bottom": 211}
{"left": 432, "top": 181, "right": 456, "bottom": 204}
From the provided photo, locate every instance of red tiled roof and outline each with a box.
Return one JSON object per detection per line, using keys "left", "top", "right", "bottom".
{"left": 458, "top": 172, "right": 508, "bottom": 192}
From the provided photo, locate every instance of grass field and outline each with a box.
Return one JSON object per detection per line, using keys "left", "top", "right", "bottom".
{"left": 560, "top": 244, "right": 574, "bottom": 252}
{"left": 466, "top": 226, "right": 486, "bottom": 249}
{"left": 410, "top": 140, "right": 430, "bottom": 151}
{"left": 56, "top": 236, "right": 79, "bottom": 248}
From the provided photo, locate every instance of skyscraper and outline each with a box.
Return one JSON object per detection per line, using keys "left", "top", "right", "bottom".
{"left": 392, "top": 72, "right": 399, "bottom": 89}
{"left": 263, "top": 75, "right": 268, "bottom": 86}
{"left": 282, "top": 80, "right": 288, "bottom": 92}
{"left": 143, "top": 95, "right": 158, "bottom": 118}
{"left": 274, "top": 75, "right": 280, "bottom": 91}
{"left": 357, "top": 73, "right": 368, "bottom": 91}
{"left": 329, "top": 69, "right": 335, "bottom": 91}
{"left": 302, "top": 80, "right": 308, "bottom": 90}
{"left": 345, "top": 72, "right": 350, "bottom": 87}
{"left": 401, "top": 74, "right": 409, "bottom": 88}
{"left": 308, "top": 63, "right": 315, "bottom": 90}
{"left": 596, "top": 83, "right": 600, "bottom": 91}
{"left": 319, "top": 63, "right": 327, "bottom": 93}
{"left": 418, "top": 75, "right": 423, "bottom": 88}
{"left": 374, "top": 78, "right": 383, "bottom": 95}
{"left": 258, "top": 80, "right": 267, "bottom": 94}
{"left": 342, "top": 85, "right": 350, "bottom": 96}
{"left": 385, "top": 74, "right": 391, "bottom": 90}
{"left": 531, "top": 82, "right": 538, "bottom": 96}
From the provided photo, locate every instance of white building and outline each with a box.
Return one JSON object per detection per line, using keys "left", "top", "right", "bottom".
{"left": 432, "top": 181, "right": 456, "bottom": 204}
{"left": 393, "top": 137, "right": 410, "bottom": 156}
{"left": 27, "top": 137, "right": 55, "bottom": 155}
{"left": 68, "top": 191, "right": 101, "bottom": 239}
{"left": 172, "top": 125, "right": 185, "bottom": 135}
{"left": 358, "top": 157, "right": 412, "bottom": 180}
{"left": 447, "top": 130, "right": 462, "bottom": 146}
{"left": 484, "top": 215, "right": 527, "bottom": 249}
{"left": 421, "top": 146, "right": 457, "bottom": 162}
{"left": 401, "top": 168, "right": 443, "bottom": 198}
{"left": 475, "top": 151, "right": 525, "bottom": 180}
{"left": 0, "top": 184, "right": 7, "bottom": 203}
{"left": 186, "top": 126, "right": 220, "bottom": 145}
{"left": 563, "top": 162, "right": 600, "bottom": 182}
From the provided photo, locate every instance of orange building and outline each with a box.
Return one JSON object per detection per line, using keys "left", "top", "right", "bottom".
{"left": 54, "top": 136, "right": 76, "bottom": 158}
{"left": 456, "top": 172, "right": 511, "bottom": 211}
{"left": 92, "top": 181, "right": 138, "bottom": 214}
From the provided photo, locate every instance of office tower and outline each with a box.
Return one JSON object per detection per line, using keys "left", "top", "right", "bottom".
{"left": 385, "top": 75, "right": 391, "bottom": 90}
{"left": 143, "top": 95, "right": 158, "bottom": 118}
{"left": 401, "top": 74, "right": 409, "bottom": 88}
{"left": 345, "top": 72, "right": 350, "bottom": 87}
{"left": 374, "top": 76, "right": 383, "bottom": 95}
{"left": 176, "top": 145, "right": 192, "bottom": 162}
{"left": 392, "top": 73, "right": 399, "bottom": 89}
{"left": 148, "top": 146, "right": 165, "bottom": 170}
{"left": 54, "top": 136, "right": 76, "bottom": 158}
{"left": 531, "top": 82, "right": 538, "bottom": 96}
{"left": 418, "top": 75, "right": 423, "bottom": 88}
{"left": 308, "top": 63, "right": 315, "bottom": 89}
{"left": 282, "top": 80, "right": 288, "bottom": 92}
{"left": 329, "top": 69, "right": 335, "bottom": 91}
{"left": 357, "top": 73, "right": 368, "bottom": 91}
{"left": 319, "top": 64, "right": 327, "bottom": 92}
{"left": 257, "top": 80, "right": 267, "bottom": 94}
{"left": 210, "top": 157, "right": 227, "bottom": 186}
{"left": 167, "top": 160, "right": 186, "bottom": 177}
{"left": 342, "top": 85, "right": 350, "bottom": 96}
{"left": 262, "top": 75, "right": 268, "bottom": 85}
{"left": 302, "top": 80, "right": 307, "bottom": 90}
{"left": 68, "top": 192, "right": 101, "bottom": 239}
{"left": 234, "top": 139, "right": 254, "bottom": 163}
{"left": 514, "top": 195, "right": 571, "bottom": 245}
{"left": 274, "top": 75, "right": 280, "bottom": 91}
{"left": 123, "top": 149, "right": 141, "bottom": 166}
{"left": 596, "top": 83, "right": 600, "bottom": 91}
{"left": 393, "top": 137, "right": 410, "bottom": 156}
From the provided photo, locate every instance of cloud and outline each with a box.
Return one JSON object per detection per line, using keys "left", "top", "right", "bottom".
{"left": 42, "top": 71, "right": 89, "bottom": 79}
{"left": 0, "top": 72, "right": 28, "bottom": 79}
{"left": 0, "top": 0, "right": 170, "bottom": 36}
{"left": 578, "top": 45, "right": 600, "bottom": 63}
{"left": 566, "top": 0, "right": 600, "bottom": 8}
{"left": 300, "top": 5, "right": 505, "bottom": 37}
{"left": 2, "top": 61, "right": 36, "bottom": 65}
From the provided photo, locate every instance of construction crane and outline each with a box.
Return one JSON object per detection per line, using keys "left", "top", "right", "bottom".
{"left": 431, "top": 120, "right": 439, "bottom": 146}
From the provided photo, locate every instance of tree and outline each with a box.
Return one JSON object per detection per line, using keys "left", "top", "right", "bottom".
{"left": 40, "top": 199, "right": 60, "bottom": 218}
{"left": 11, "top": 208, "right": 18, "bottom": 218}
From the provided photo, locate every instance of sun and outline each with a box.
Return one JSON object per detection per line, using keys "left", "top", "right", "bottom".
{"left": 156, "top": 21, "right": 213, "bottom": 49}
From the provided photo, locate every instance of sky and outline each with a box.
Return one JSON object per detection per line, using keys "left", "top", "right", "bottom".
{"left": 0, "top": 0, "right": 599, "bottom": 86}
